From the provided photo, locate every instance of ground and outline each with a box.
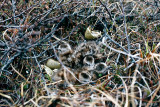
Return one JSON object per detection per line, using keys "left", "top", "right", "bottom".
{"left": 0, "top": 0, "right": 160, "bottom": 106}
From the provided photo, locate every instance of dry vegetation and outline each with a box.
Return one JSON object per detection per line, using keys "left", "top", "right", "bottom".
{"left": 0, "top": 0, "right": 160, "bottom": 106}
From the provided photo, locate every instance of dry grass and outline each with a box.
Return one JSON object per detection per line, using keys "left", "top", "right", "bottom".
{"left": 0, "top": 0, "right": 160, "bottom": 106}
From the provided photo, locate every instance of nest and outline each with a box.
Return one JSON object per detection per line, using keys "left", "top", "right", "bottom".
{"left": 52, "top": 41, "right": 110, "bottom": 84}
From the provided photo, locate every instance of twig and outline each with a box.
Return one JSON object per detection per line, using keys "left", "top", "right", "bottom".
{"left": 97, "top": 0, "right": 113, "bottom": 21}
{"left": 0, "top": 52, "right": 21, "bottom": 76}
{"left": 11, "top": 64, "right": 27, "bottom": 81}
{"left": 0, "top": 0, "right": 6, "bottom": 9}
{"left": 101, "top": 38, "right": 142, "bottom": 59}
{"left": 12, "top": 0, "right": 16, "bottom": 24}
{"left": 146, "top": 82, "right": 160, "bottom": 107}
{"left": 119, "top": 0, "right": 131, "bottom": 53}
